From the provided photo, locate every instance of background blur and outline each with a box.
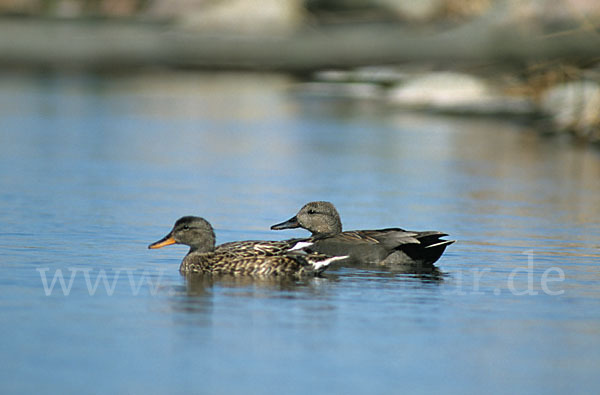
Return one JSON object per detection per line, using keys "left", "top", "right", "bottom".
{"left": 1, "top": 1, "right": 599, "bottom": 394}
{"left": 2, "top": 0, "right": 600, "bottom": 138}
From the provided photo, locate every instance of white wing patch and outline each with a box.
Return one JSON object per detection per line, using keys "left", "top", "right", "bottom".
{"left": 289, "top": 241, "right": 314, "bottom": 251}
{"left": 312, "top": 255, "right": 348, "bottom": 270}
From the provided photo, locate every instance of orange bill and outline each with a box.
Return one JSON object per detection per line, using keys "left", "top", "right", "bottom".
{"left": 148, "top": 235, "right": 176, "bottom": 249}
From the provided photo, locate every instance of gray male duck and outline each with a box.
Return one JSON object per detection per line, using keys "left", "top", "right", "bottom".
{"left": 149, "top": 216, "right": 346, "bottom": 276}
{"left": 271, "top": 201, "right": 454, "bottom": 266}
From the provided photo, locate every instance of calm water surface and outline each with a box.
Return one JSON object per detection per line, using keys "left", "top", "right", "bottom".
{"left": 1, "top": 71, "right": 599, "bottom": 394}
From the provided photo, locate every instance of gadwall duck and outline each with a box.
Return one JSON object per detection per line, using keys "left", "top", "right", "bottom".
{"left": 149, "top": 216, "right": 346, "bottom": 276}
{"left": 271, "top": 201, "right": 454, "bottom": 266}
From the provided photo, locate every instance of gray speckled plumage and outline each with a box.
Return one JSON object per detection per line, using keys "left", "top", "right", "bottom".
{"left": 149, "top": 216, "right": 345, "bottom": 276}
{"left": 271, "top": 201, "right": 454, "bottom": 266}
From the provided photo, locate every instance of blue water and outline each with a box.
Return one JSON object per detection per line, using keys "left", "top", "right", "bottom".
{"left": 1, "top": 71, "right": 599, "bottom": 394}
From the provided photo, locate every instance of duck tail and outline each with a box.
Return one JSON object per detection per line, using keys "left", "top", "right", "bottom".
{"left": 425, "top": 239, "right": 455, "bottom": 249}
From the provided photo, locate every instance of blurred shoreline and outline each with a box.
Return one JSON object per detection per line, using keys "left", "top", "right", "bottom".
{"left": 1, "top": 0, "right": 598, "bottom": 142}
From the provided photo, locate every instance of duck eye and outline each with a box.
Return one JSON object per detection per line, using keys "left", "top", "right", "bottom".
{"left": 307, "top": 209, "right": 316, "bottom": 215}
{"left": 183, "top": 225, "right": 190, "bottom": 230}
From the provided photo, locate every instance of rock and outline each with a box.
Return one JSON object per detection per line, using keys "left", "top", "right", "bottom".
{"left": 540, "top": 80, "right": 600, "bottom": 140}
{"left": 388, "top": 71, "right": 534, "bottom": 115}
{"left": 378, "top": 0, "right": 444, "bottom": 21}
{"left": 148, "top": 0, "right": 304, "bottom": 34}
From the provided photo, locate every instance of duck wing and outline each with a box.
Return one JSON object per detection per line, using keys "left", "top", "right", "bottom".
{"left": 215, "top": 240, "right": 296, "bottom": 258}
{"left": 337, "top": 229, "right": 422, "bottom": 249}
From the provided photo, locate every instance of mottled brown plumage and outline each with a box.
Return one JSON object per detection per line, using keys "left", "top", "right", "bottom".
{"left": 148, "top": 216, "right": 346, "bottom": 276}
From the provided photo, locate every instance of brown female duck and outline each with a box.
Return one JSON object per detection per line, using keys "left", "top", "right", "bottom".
{"left": 149, "top": 216, "right": 346, "bottom": 276}
{"left": 271, "top": 201, "right": 454, "bottom": 266}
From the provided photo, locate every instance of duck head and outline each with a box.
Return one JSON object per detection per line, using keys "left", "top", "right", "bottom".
{"left": 148, "top": 216, "right": 216, "bottom": 253}
{"left": 271, "top": 201, "right": 342, "bottom": 236}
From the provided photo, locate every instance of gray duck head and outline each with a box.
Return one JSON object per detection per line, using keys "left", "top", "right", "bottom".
{"left": 271, "top": 201, "right": 342, "bottom": 236}
{"left": 148, "top": 216, "right": 216, "bottom": 253}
